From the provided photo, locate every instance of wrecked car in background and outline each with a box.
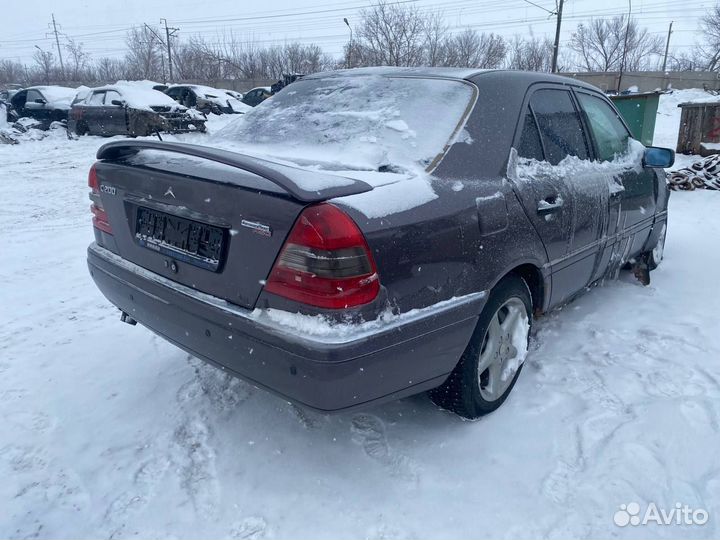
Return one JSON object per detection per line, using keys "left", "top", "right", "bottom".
{"left": 69, "top": 84, "right": 206, "bottom": 137}
{"left": 165, "top": 84, "right": 251, "bottom": 115}
{"left": 241, "top": 86, "right": 273, "bottom": 107}
{"left": 8, "top": 86, "right": 77, "bottom": 127}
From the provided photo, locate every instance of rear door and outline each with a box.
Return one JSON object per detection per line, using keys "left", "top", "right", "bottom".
{"left": 511, "top": 86, "right": 608, "bottom": 305}
{"left": 575, "top": 91, "right": 657, "bottom": 264}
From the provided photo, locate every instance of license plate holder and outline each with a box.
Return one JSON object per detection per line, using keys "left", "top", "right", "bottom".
{"left": 135, "top": 206, "right": 225, "bottom": 271}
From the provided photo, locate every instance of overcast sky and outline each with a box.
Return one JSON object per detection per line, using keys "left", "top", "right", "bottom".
{"left": 0, "top": 0, "right": 712, "bottom": 64}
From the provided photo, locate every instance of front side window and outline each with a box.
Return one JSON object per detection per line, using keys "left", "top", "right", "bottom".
{"left": 577, "top": 93, "right": 630, "bottom": 161}
{"left": 530, "top": 89, "right": 589, "bottom": 165}
{"left": 26, "top": 89, "right": 43, "bottom": 103}
{"left": 104, "top": 90, "right": 122, "bottom": 104}
{"left": 87, "top": 92, "right": 105, "bottom": 106}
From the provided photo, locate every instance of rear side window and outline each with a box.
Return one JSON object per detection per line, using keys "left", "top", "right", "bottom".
{"left": 530, "top": 89, "right": 589, "bottom": 165}
{"left": 577, "top": 93, "right": 630, "bottom": 161}
{"left": 516, "top": 106, "right": 544, "bottom": 161}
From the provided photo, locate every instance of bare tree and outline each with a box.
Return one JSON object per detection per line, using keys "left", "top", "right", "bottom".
{"left": 422, "top": 12, "right": 450, "bottom": 67}
{"left": 0, "top": 60, "right": 26, "bottom": 84}
{"left": 124, "top": 26, "right": 164, "bottom": 80}
{"left": 569, "top": 16, "right": 663, "bottom": 71}
{"left": 353, "top": 1, "right": 426, "bottom": 66}
{"left": 695, "top": 4, "right": 720, "bottom": 70}
{"left": 65, "top": 38, "right": 91, "bottom": 81}
{"left": 32, "top": 48, "right": 55, "bottom": 84}
{"left": 446, "top": 30, "right": 507, "bottom": 68}
{"left": 96, "top": 57, "right": 128, "bottom": 82}
{"left": 507, "top": 35, "right": 554, "bottom": 72}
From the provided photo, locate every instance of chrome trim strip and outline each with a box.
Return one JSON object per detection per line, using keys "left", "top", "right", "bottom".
{"left": 89, "top": 243, "right": 486, "bottom": 346}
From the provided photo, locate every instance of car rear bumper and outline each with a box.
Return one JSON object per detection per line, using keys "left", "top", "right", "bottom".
{"left": 87, "top": 243, "right": 484, "bottom": 411}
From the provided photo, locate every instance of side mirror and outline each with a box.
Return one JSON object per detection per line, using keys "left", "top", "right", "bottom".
{"left": 34, "top": 98, "right": 46, "bottom": 104}
{"left": 111, "top": 99, "right": 126, "bottom": 107}
{"left": 643, "top": 146, "right": 675, "bottom": 169}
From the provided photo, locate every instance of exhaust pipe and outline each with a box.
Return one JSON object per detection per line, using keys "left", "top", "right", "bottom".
{"left": 120, "top": 311, "right": 137, "bottom": 326}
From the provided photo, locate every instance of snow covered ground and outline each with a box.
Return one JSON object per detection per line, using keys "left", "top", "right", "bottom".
{"left": 1, "top": 91, "right": 720, "bottom": 539}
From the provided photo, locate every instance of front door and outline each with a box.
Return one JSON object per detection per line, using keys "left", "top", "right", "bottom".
{"left": 510, "top": 86, "right": 607, "bottom": 306}
{"left": 84, "top": 91, "right": 106, "bottom": 135}
{"left": 575, "top": 91, "right": 658, "bottom": 276}
{"left": 22, "top": 89, "right": 51, "bottom": 124}
{"left": 102, "top": 90, "right": 127, "bottom": 135}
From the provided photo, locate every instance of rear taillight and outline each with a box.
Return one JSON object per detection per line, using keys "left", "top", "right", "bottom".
{"left": 265, "top": 203, "right": 380, "bottom": 309}
{"left": 88, "top": 163, "right": 113, "bottom": 234}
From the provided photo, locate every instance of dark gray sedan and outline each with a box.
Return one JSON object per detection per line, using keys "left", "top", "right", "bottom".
{"left": 86, "top": 68, "right": 673, "bottom": 419}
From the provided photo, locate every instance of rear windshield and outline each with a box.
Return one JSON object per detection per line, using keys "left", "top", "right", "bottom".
{"left": 216, "top": 75, "right": 474, "bottom": 170}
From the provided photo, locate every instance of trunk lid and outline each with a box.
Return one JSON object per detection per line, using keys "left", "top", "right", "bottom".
{"left": 93, "top": 141, "right": 373, "bottom": 309}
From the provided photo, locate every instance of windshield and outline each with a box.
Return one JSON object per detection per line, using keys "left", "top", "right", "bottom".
{"left": 216, "top": 75, "right": 474, "bottom": 170}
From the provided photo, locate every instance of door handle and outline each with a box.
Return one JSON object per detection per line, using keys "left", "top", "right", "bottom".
{"left": 537, "top": 195, "right": 564, "bottom": 215}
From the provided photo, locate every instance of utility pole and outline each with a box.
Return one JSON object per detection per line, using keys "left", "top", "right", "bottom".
{"left": 161, "top": 18, "right": 179, "bottom": 81}
{"left": 50, "top": 14, "right": 65, "bottom": 79}
{"left": 343, "top": 17, "right": 352, "bottom": 69}
{"left": 662, "top": 21, "right": 674, "bottom": 72}
{"left": 616, "top": 0, "right": 632, "bottom": 93}
{"left": 551, "top": 0, "right": 564, "bottom": 73}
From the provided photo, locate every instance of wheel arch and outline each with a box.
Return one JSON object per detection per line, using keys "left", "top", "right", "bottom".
{"left": 489, "top": 262, "right": 547, "bottom": 316}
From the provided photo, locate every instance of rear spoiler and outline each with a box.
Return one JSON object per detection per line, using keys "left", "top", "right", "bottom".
{"left": 96, "top": 140, "right": 373, "bottom": 203}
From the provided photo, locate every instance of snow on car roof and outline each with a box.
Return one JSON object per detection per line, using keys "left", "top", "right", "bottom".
{"left": 168, "top": 84, "right": 251, "bottom": 113}
{"left": 28, "top": 86, "right": 78, "bottom": 105}
{"left": 183, "top": 84, "right": 229, "bottom": 97}
{"left": 88, "top": 84, "right": 184, "bottom": 111}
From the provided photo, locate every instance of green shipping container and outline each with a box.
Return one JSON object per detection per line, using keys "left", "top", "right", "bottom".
{"left": 610, "top": 92, "right": 661, "bottom": 147}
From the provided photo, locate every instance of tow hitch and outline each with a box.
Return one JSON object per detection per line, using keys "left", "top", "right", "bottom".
{"left": 120, "top": 311, "right": 137, "bottom": 326}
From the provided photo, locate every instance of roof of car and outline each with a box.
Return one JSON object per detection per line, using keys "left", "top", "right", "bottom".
{"left": 304, "top": 67, "right": 602, "bottom": 92}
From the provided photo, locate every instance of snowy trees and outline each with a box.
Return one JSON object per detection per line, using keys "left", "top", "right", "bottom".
{"left": 0, "top": 0, "right": 714, "bottom": 85}
{"left": 569, "top": 16, "right": 663, "bottom": 72}
{"left": 696, "top": 4, "right": 720, "bottom": 71}
{"left": 343, "top": 1, "right": 510, "bottom": 69}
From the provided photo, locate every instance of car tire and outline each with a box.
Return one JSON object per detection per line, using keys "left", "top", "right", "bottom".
{"left": 648, "top": 223, "right": 667, "bottom": 271}
{"left": 75, "top": 122, "right": 88, "bottom": 136}
{"left": 429, "top": 275, "right": 532, "bottom": 419}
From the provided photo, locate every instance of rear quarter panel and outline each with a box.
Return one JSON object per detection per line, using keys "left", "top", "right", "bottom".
{"left": 334, "top": 76, "right": 550, "bottom": 315}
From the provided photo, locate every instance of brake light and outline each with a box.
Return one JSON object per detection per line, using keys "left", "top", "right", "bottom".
{"left": 88, "top": 163, "right": 113, "bottom": 234}
{"left": 265, "top": 203, "right": 380, "bottom": 309}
